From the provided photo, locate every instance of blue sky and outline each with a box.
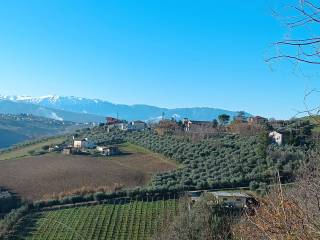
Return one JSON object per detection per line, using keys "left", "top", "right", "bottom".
{"left": 0, "top": 0, "right": 319, "bottom": 119}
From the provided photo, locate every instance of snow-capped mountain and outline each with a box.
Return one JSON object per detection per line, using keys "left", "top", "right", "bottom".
{"left": 0, "top": 95, "right": 252, "bottom": 122}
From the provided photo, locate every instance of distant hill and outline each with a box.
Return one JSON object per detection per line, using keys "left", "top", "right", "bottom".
{"left": 0, "top": 99, "right": 105, "bottom": 123}
{"left": 0, "top": 114, "right": 77, "bottom": 148}
{"left": 0, "top": 95, "right": 251, "bottom": 122}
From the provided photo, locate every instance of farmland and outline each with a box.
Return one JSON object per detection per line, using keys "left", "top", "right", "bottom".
{"left": 0, "top": 144, "right": 176, "bottom": 201}
{"left": 16, "top": 198, "right": 178, "bottom": 240}
{"left": 0, "top": 136, "right": 67, "bottom": 161}
{"left": 126, "top": 130, "right": 305, "bottom": 190}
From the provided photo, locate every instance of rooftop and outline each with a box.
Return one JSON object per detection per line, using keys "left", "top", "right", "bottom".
{"left": 208, "top": 191, "right": 249, "bottom": 198}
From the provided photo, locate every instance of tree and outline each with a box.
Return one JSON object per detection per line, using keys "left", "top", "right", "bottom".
{"left": 267, "top": 1, "right": 320, "bottom": 65}
{"left": 153, "top": 195, "right": 238, "bottom": 240}
{"left": 256, "top": 131, "right": 269, "bottom": 158}
{"left": 218, "top": 114, "right": 230, "bottom": 125}
{"left": 234, "top": 111, "right": 246, "bottom": 122}
{"left": 212, "top": 119, "right": 218, "bottom": 128}
{"left": 235, "top": 160, "right": 320, "bottom": 239}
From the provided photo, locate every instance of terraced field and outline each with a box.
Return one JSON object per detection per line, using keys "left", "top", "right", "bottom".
{"left": 17, "top": 198, "right": 178, "bottom": 240}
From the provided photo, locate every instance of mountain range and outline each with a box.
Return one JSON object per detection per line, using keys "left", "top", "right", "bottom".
{"left": 0, "top": 95, "right": 252, "bottom": 123}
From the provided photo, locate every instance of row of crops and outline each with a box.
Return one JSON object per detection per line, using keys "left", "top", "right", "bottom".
{"left": 17, "top": 197, "right": 179, "bottom": 240}
{"left": 125, "top": 130, "right": 305, "bottom": 190}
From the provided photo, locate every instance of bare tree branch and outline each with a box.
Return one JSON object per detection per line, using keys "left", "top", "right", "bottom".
{"left": 268, "top": 1, "right": 320, "bottom": 65}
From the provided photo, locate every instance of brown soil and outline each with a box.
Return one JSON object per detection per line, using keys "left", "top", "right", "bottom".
{"left": 0, "top": 153, "right": 176, "bottom": 201}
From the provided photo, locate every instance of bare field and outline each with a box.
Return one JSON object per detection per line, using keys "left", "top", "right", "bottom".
{"left": 0, "top": 149, "right": 176, "bottom": 201}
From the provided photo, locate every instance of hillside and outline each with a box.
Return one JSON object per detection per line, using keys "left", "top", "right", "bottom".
{"left": 0, "top": 114, "right": 76, "bottom": 149}
{"left": 0, "top": 95, "right": 251, "bottom": 122}
{"left": 15, "top": 198, "right": 178, "bottom": 240}
{"left": 0, "top": 141, "right": 176, "bottom": 200}
{"left": 0, "top": 100, "right": 105, "bottom": 123}
{"left": 85, "top": 127, "right": 306, "bottom": 191}
{"left": 0, "top": 122, "right": 313, "bottom": 239}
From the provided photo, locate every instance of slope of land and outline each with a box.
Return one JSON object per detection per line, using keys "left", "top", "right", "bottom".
{"left": 0, "top": 136, "right": 67, "bottom": 161}
{"left": 85, "top": 127, "right": 306, "bottom": 191}
{"left": 0, "top": 114, "right": 77, "bottom": 149}
{"left": 15, "top": 198, "right": 178, "bottom": 240}
{"left": 0, "top": 128, "right": 27, "bottom": 149}
{"left": 0, "top": 144, "right": 176, "bottom": 201}
{"left": 0, "top": 100, "right": 105, "bottom": 123}
{"left": 126, "top": 130, "right": 305, "bottom": 190}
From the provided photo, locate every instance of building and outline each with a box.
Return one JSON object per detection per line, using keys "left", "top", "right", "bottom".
{"left": 248, "top": 116, "right": 268, "bottom": 125}
{"left": 73, "top": 138, "right": 96, "bottom": 149}
{"left": 48, "top": 145, "right": 62, "bottom": 152}
{"left": 96, "top": 146, "right": 119, "bottom": 156}
{"left": 188, "top": 190, "right": 203, "bottom": 202}
{"left": 107, "top": 122, "right": 127, "bottom": 132}
{"left": 269, "top": 131, "right": 284, "bottom": 145}
{"left": 62, "top": 147, "right": 72, "bottom": 155}
{"left": 182, "top": 119, "right": 217, "bottom": 135}
{"left": 207, "top": 191, "right": 250, "bottom": 208}
{"left": 183, "top": 118, "right": 192, "bottom": 132}
{"left": 155, "top": 119, "right": 181, "bottom": 135}
{"left": 62, "top": 147, "right": 86, "bottom": 155}
{"left": 269, "top": 120, "right": 287, "bottom": 129}
{"left": 106, "top": 117, "right": 128, "bottom": 132}
{"left": 106, "top": 117, "right": 117, "bottom": 124}
{"left": 127, "top": 120, "right": 147, "bottom": 131}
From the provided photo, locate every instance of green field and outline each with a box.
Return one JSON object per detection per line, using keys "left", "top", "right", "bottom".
{"left": 0, "top": 136, "right": 66, "bottom": 161}
{"left": 119, "top": 142, "right": 180, "bottom": 167}
{"left": 16, "top": 198, "right": 178, "bottom": 240}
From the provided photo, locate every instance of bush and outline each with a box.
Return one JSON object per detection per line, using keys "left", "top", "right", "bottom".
{"left": 0, "top": 205, "right": 30, "bottom": 238}
{"left": 0, "top": 191, "right": 21, "bottom": 215}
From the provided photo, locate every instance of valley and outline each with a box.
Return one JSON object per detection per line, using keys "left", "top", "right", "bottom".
{"left": 0, "top": 114, "right": 78, "bottom": 149}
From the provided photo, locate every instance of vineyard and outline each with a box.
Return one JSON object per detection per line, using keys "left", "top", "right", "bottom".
{"left": 17, "top": 197, "right": 179, "bottom": 240}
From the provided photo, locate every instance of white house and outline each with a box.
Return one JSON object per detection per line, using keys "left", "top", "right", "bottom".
{"left": 96, "top": 146, "right": 119, "bottom": 156}
{"left": 269, "top": 131, "right": 283, "bottom": 145}
{"left": 107, "top": 122, "right": 127, "bottom": 132}
{"left": 127, "top": 121, "right": 147, "bottom": 131}
{"left": 183, "top": 118, "right": 192, "bottom": 132}
{"left": 73, "top": 138, "right": 96, "bottom": 149}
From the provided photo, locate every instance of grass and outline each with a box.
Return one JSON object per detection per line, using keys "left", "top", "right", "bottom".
{"left": 0, "top": 136, "right": 66, "bottom": 161}
{"left": 120, "top": 142, "right": 182, "bottom": 167}
{"left": 16, "top": 198, "right": 179, "bottom": 240}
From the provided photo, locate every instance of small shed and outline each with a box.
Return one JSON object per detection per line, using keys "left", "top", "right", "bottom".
{"left": 62, "top": 148, "right": 72, "bottom": 155}
{"left": 96, "top": 146, "right": 119, "bottom": 156}
{"left": 188, "top": 190, "right": 203, "bottom": 202}
{"left": 207, "top": 191, "right": 249, "bottom": 208}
